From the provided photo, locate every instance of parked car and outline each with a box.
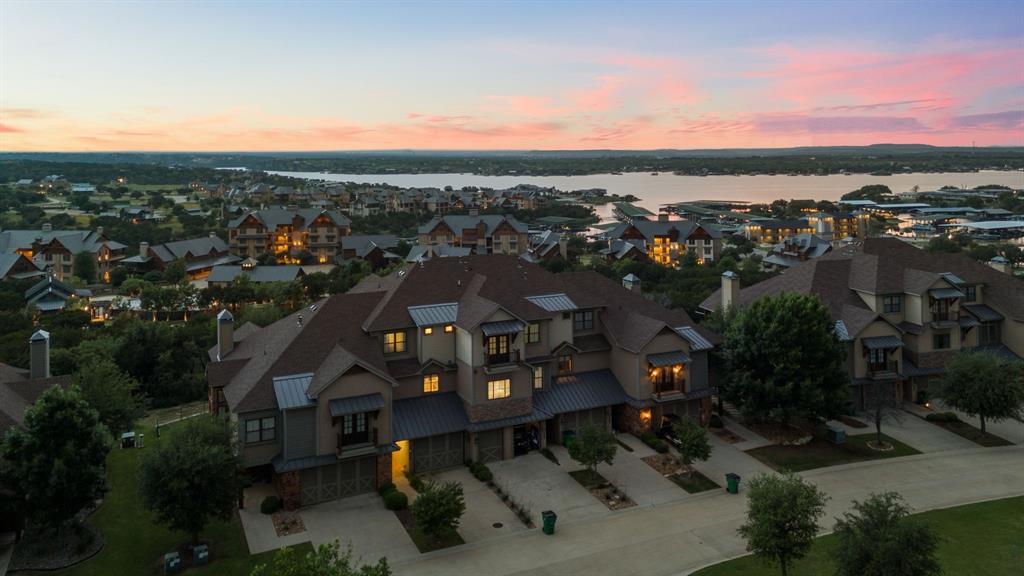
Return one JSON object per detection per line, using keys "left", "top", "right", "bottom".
{"left": 657, "top": 413, "right": 683, "bottom": 448}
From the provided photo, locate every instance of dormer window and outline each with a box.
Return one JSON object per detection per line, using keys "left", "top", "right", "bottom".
{"left": 423, "top": 327, "right": 433, "bottom": 336}
{"left": 963, "top": 286, "right": 977, "bottom": 303}
{"left": 573, "top": 310, "right": 594, "bottom": 332}
{"left": 384, "top": 331, "right": 406, "bottom": 353}
{"left": 882, "top": 295, "right": 901, "bottom": 314}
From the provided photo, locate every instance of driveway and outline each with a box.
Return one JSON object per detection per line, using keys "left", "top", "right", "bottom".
{"left": 831, "top": 408, "right": 978, "bottom": 453}
{"left": 931, "top": 399, "right": 1024, "bottom": 445}
{"left": 489, "top": 451, "right": 608, "bottom": 525}
{"left": 693, "top": 432, "right": 774, "bottom": 490}
{"left": 431, "top": 467, "right": 529, "bottom": 543}
{"left": 392, "top": 446, "right": 1024, "bottom": 576}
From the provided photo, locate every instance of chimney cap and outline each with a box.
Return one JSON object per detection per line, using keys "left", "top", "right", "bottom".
{"left": 622, "top": 273, "right": 640, "bottom": 282}
{"left": 30, "top": 329, "right": 50, "bottom": 342}
{"left": 990, "top": 256, "right": 1009, "bottom": 263}
{"left": 722, "top": 271, "right": 739, "bottom": 279}
{"left": 217, "top": 309, "right": 234, "bottom": 321}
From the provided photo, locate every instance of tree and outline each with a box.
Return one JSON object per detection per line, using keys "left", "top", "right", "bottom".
{"left": 73, "top": 358, "right": 143, "bottom": 435}
{"left": 251, "top": 540, "right": 391, "bottom": 576}
{"left": 724, "top": 292, "right": 848, "bottom": 424}
{"left": 940, "top": 351, "right": 1024, "bottom": 433}
{"left": 411, "top": 480, "right": 465, "bottom": 541}
{"left": 108, "top": 265, "right": 129, "bottom": 287}
{"left": 1, "top": 385, "right": 111, "bottom": 532}
{"left": 140, "top": 416, "right": 240, "bottom": 545}
{"left": 672, "top": 418, "right": 712, "bottom": 476}
{"left": 72, "top": 251, "right": 96, "bottom": 284}
{"left": 738, "top": 473, "right": 829, "bottom": 576}
{"left": 567, "top": 423, "right": 617, "bottom": 474}
{"left": 163, "top": 259, "right": 187, "bottom": 285}
{"left": 863, "top": 379, "right": 903, "bottom": 448}
{"left": 832, "top": 492, "right": 940, "bottom": 576}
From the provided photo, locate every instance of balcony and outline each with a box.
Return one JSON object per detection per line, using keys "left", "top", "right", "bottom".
{"left": 484, "top": 349, "right": 520, "bottom": 374}
{"left": 336, "top": 427, "right": 378, "bottom": 458}
{"left": 651, "top": 379, "right": 687, "bottom": 400}
{"left": 868, "top": 360, "right": 899, "bottom": 380}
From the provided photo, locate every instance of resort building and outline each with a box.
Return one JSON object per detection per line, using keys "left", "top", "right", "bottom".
{"left": 0, "top": 225, "right": 127, "bottom": 284}
{"left": 416, "top": 214, "right": 529, "bottom": 256}
{"left": 122, "top": 234, "right": 239, "bottom": 280}
{"left": 228, "top": 208, "right": 351, "bottom": 264}
{"left": 604, "top": 215, "right": 723, "bottom": 265}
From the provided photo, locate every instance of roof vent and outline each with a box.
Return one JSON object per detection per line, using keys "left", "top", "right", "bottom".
{"left": 398, "top": 269, "right": 406, "bottom": 277}
{"left": 309, "top": 304, "right": 317, "bottom": 311}
{"left": 297, "top": 314, "right": 303, "bottom": 326}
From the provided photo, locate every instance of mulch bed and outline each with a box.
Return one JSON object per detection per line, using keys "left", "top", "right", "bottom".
{"left": 10, "top": 508, "right": 104, "bottom": 572}
{"left": 272, "top": 510, "right": 306, "bottom": 537}
{"left": 642, "top": 453, "right": 684, "bottom": 476}
{"left": 712, "top": 428, "right": 746, "bottom": 444}
{"left": 568, "top": 469, "right": 635, "bottom": 511}
{"left": 393, "top": 508, "right": 465, "bottom": 553}
{"left": 841, "top": 415, "right": 869, "bottom": 428}
{"left": 744, "top": 419, "right": 813, "bottom": 445}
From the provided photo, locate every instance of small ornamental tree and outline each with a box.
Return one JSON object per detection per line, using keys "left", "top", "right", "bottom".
{"left": 724, "top": 292, "right": 848, "bottom": 424}
{"left": 410, "top": 480, "right": 465, "bottom": 541}
{"left": 140, "top": 415, "right": 241, "bottom": 545}
{"left": 672, "top": 418, "right": 712, "bottom": 476}
{"left": 738, "top": 473, "right": 829, "bottom": 576}
{"left": 940, "top": 351, "right": 1024, "bottom": 433}
{"left": 1, "top": 385, "right": 111, "bottom": 533}
{"left": 863, "top": 379, "right": 903, "bottom": 449}
{"left": 72, "top": 251, "right": 96, "bottom": 284}
{"left": 832, "top": 492, "right": 941, "bottom": 576}
{"left": 567, "top": 423, "right": 617, "bottom": 474}
{"left": 251, "top": 540, "right": 391, "bottom": 576}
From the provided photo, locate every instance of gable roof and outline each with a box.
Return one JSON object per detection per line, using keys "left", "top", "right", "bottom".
{"left": 0, "top": 362, "right": 71, "bottom": 431}
{"left": 418, "top": 214, "right": 528, "bottom": 236}
{"left": 150, "top": 235, "right": 229, "bottom": 262}
{"left": 228, "top": 208, "right": 350, "bottom": 230}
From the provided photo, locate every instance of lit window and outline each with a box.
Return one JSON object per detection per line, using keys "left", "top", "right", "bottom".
{"left": 558, "top": 351, "right": 573, "bottom": 373}
{"left": 526, "top": 322, "right": 540, "bottom": 344}
{"left": 423, "top": 327, "right": 433, "bottom": 336}
{"left": 423, "top": 374, "right": 439, "bottom": 393}
{"left": 533, "top": 366, "right": 544, "bottom": 389}
{"left": 384, "top": 331, "right": 406, "bottom": 353}
{"left": 444, "top": 324, "right": 454, "bottom": 333}
{"left": 573, "top": 310, "right": 594, "bottom": 332}
{"left": 488, "top": 378, "right": 511, "bottom": 400}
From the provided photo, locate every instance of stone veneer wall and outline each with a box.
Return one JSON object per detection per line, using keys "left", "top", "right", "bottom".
{"left": 274, "top": 470, "right": 301, "bottom": 511}
{"left": 915, "top": 350, "right": 958, "bottom": 370}
{"left": 619, "top": 404, "right": 649, "bottom": 435}
{"left": 376, "top": 454, "right": 392, "bottom": 489}
{"left": 466, "top": 396, "right": 533, "bottom": 423}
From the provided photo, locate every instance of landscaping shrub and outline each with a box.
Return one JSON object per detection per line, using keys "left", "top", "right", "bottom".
{"left": 639, "top": 431, "right": 668, "bottom": 453}
{"left": 384, "top": 490, "right": 408, "bottom": 510}
{"left": 378, "top": 481, "right": 397, "bottom": 496}
{"left": 654, "top": 440, "right": 670, "bottom": 454}
{"left": 709, "top": 414, "right": 724, "bottom": 428}
{"left": 471, "top": 463, "right": 493, "bottom": 483}
{"left": 925, "top": 411, "right": 960, "bottom": 423}
{"left": 260, "top": 496, "right": 282, "bottom": 515}
{"left": 405, "top": 470, "right": 425, "bottom": 492}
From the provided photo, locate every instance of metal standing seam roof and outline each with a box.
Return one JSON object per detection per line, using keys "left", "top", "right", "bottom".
{"left": 392, "top": 392, "right": 469, "bottom": 440}
{"left": 328, "top": 393, "right": 386, "bottom": 417}
{"left": 674, "top": 326, "right": 713, "bottom": 351}
{"left": 525, "top": 293, "right": 579, "bottom": 312}
{"left": 834, "top": 320, "right": 851, "bottom": 341}
{"left": 929, "top": 287, "right": 965, "bottom": 299}
{"left": 959, "top": 316, "right": 980, "bottom": 328}
{"left": 272, "top": 373, "right": 316, "bottom": 410}
{"left": 646, "top": 350, "right": 691, "bottom": 367}
{"left": 940, "top": 272, "right": 966, "bottom": 285}
{"left": 534, "top": 370, "right": 629, "bottom": 415}
{"left": 480, "top": 320, "right": 526, "bottom": 336}
{"left": 407, "top": 302, "right": 458, "bottom": 327}
{"left": 963, "top": 304, "right": 1005, "bottom": 323}
{"left": 861, "top": 335, "right": 904, "bottom": 349}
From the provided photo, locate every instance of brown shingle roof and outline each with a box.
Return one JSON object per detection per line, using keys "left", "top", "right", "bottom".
{"left": 0, "top": 368, "right": 71, "bottom": 432}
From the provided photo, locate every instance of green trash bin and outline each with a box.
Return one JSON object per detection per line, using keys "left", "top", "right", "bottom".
{"left": 541, "top": 510, "right": 557, "bottom": 535}
{"left": 726, "top": 473, "right": 741, "bottom": 494}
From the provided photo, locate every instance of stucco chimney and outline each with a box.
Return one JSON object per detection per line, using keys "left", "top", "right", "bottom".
{"left": 721, "top": 271, "right": 740, "bottom": 310}
{"left": 622, "top": 273, "right": 641, "bottom": 294}
{"left": 41, "top": 223, "right": 52, "bottom": 232}
{"left": 217, "top": 309, "right": 234, "bottom": 361}
{"left": 29, "top": 330, "right": 50, "bottom": 379}
{"left": 988, "top": 256, "right": 1012, "bottom": 274}
{"left": 139, "top": 241, "right": 149, "bottom": 258}
{"left": 558, "top": 236, "right": 569, "bottom": 259}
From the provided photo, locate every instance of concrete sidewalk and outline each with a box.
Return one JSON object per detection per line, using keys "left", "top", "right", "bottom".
{"left": 392, "top": 446, "right": 1024, "bottom": 576}
{"left": 930, "top": 400, "right": 1024, "bottom": 445}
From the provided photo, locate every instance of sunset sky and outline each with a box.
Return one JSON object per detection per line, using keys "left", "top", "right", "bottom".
{"left": 1, "top": 1, "right": 1022, "bottom": 151}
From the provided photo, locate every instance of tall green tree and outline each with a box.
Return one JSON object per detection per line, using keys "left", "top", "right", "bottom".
{"left": 251, "top": 541, "right": 391, "bottom": 576}
{"left": 672, "top": 418, "right": 712, "bottom": 477}
{"left": 1, "top": 385, "right": 111, "bottom": 532}
{"left": 724, "top": 292, "right": 848, "bottom": 424}
{"left": 738, "top": 473, "right": 829, "bottom": 576}
{"left": 567, "top": 423, "right": 617, "bottom": 474}
{"left": 72, "top": 251, "right": 96, "bottom": 284}
{"left": 410, "top": 480, "right": 465, "bottom": 541}
{"left": 140, "top": 416, "right": 240, "bottom": 545}
{"left": 73, "top": 358, "right": 143, "bottom": 435}
{"left": 832, "top": 492, "right": 941, "bottom": 576}
{"left": 163, "top": 259, "right": 188, "bottom": 285}
{"left": 940, "top": 351, "right": 1024, "bottom": 433}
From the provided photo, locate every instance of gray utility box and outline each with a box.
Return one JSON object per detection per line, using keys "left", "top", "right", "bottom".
{"left": 164, "top": 552, "right": 181, "bottom": 575}
{"left": 193, "top": 544, "right": 209, "bottom": 566}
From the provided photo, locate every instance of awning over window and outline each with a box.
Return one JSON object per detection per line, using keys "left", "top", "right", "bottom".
{"left": 329, "top": 393, "right": 385, "bottom": 417}
{"left": 959, "top": 316, "right": 980, "bottom": 329}
{"left": 647, "top": 350, "right": 690, "bottom": 367}
{"left": 481, "top": 320, "right": 525, "bottom": 337}
{"left": 862, "top": 335, "right": 904, "bottom": 350}
{"left": 963, "top": 304, "right": 1004, "bottom": 323}
{"left": 929, "top": 287, "right": 964, "bottom": 299}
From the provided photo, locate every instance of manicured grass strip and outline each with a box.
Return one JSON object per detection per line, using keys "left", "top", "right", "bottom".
{"left": 669, "top": 470, "right": 720, "bottom": 494}
{"left": 922, "top": 416, "right": 1013, "bottom": 447}
{"left": 393, "top": 510, "right": 464, "bottom": 553}
{"left": 569, "top": 469, "right": 608, "bottom": 489}
{"left": 53, "top": 422, "right": 308, "bottom": 576}
{"left": 747, "top": 433, "right": 919, "bottom": 472}
{"left": 693, "top": 496, "right": 1024, "bottom": 576}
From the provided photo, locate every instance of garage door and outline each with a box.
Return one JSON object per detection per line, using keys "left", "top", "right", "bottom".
{"left": 562, "top": 407, "right": 607, "bottom": 434}
{"left": 299, "top": 456, "right": 376, "bottom": 506}
{"left": 477, "top": 430, "right": 503, "bottom": 463}
{"left": 412, "top": 432, "right": 465, "bottom": 473}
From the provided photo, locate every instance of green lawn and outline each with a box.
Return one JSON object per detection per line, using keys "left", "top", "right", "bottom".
{"left": 921, "top": 416, "right": 1013, "bottom": 447}
{"left": 694, "top": 496, "right": 1024, "bottom": 576}
{"left": 747, "top": 433, "right": 920, "bottom": 472}
{"left": 669, "top": 470, "right": 720, "bottom": 494}
{"left": 53, "top": 421, "right": 308, "bottom": 576}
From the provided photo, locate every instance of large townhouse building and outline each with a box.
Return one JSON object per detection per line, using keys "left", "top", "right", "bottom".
{"left": 604, "top": 216, "right": 723, "bottom": 265}
{"left": 417, "top": 214, "right": 529, "bottom": 256}
{"left": 122, "top": 234, "right": 239, "bottom": 280}
{"left": 0, "top": 225, "right": 127, "bottom": 284}
{"left": 227, "top": 208, "right": 351, "bottom": 264}
{"left": 700, "top": 237, "right": 1023, "bottom": 409}
{"left": 208, "top": 256, "right": 717, "bottom": 509}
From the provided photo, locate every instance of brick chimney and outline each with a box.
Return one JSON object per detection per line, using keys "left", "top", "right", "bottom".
{"left": 721, "top": 271, "right": 740, "bottom": 310}
{"left": 29, "top": 330, "right": 50, "bottom": 379}
{"left": 217, "top": 309, "right": 234, "bottom": 361}
{"left": 988, "top": 256, "right": 1012, "bottom": 274}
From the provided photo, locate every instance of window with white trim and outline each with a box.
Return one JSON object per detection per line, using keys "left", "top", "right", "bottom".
{"left": 532, "top": 366, "right": 544, "bottom": 389}
{"left": 526, "top": 322, "right": 540, "bottom": 344}
{"left": 487, "top": 378, "right": 511, "bottom": 400}
{"left": 245, "top": 416, "right": 276, "bottom": 444}
{"left": 384, "top": 331, "right": 406, "bottom": 353}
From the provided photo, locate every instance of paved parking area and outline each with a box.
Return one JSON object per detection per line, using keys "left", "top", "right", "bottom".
{"left": 489, "top": 451, "right": 608, "bottom": 525}
{"left": 693, "top": 432, "right": 774, "bottom": 491}
{"left": 593, "top": 434, "right": 688, "bottom": 506}
{"left": 431, "top": 467, "right": 529, "bottom": 543}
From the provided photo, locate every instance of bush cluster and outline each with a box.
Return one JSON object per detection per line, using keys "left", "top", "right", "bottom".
{"left": 378, "top": 481, "right": 408, "bottom": 510}
{"left": 260, "top": 496, "right": 282, "bottom": 515}
{"left": 640, "top": 431, "right": 669, "bottom": 453}
{"left": 468, "top": 461, "right": 493, "bottom": 483}
{"left": 925, "top": 411, "right": 960, "bottom": 423}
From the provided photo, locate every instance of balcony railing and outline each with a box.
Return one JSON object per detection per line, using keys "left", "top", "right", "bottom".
{"left": 652, "top": 379, "right": 687, "bottom": 399}
{"left": 868, "top": 361, "right": 899, "bottom": 379}
{"left": 485, "top": 349, "right": 520, "bottom": 367}
{"left": 336, "top": 427, "right": 378, "bottom": 458}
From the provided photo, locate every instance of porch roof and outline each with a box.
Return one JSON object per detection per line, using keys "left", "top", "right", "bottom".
{"left": 481, "top": 319, "right": 525, "bottom": 337}
{"left": 392, "top": 392, "right": 469, "bottom": 440}
{"left": 328, "top": 393, "right": 385, "bottom": 417}
{"left": 862, "top": 335, "right": 904, "bottom": 350}
{"left": 534, "top": 369, "right": 629, "bottom": 415}
{"left": 647, "top": 350, "right": 690, "bottom": 367}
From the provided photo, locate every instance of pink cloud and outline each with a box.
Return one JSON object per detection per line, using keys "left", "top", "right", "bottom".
{"left": 569, "top": 75, "right": 626, "bottom": 112}
{"left": 0, "top": 123, "right": 24, "bottom": 133}
{"left": 754, "top": 114, "right": 930, "bottom": 134}
{"left": 946, "top": 110, "right": 1024, "bottom": 131}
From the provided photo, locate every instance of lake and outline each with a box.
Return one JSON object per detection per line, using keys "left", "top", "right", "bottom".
{"left": 264, "top": 170, "right": 1024, "bottom": 214}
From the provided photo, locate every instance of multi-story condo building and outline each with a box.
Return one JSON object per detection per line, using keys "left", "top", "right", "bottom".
{"left": 122, "top": 234, "right": 238, "bottom": 280}
{"left": 805, "top": 212, "right": 870, "bottom": 241}
{"left": 208, "top": 256, "right": 717, "bottom": 508}
{"left": 0, "top": 225, "right": 127, "bottom": 283}
{"left": 604, "top": 216, "right": 723, "bottom": 265}
{"left": 743, "top": 219, "right": 816, "bottom": 245}
{"left": 417, "top": 214, "right": 529, "bottom": 256}
{"left": 762, "top": 233, "right": 833, "bottom": 270}
{"left": 700, "top": 237, "right": 1023, "bottom": 408}
{"left": 228, "top": 208, "right": 351, "bottom": 264}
